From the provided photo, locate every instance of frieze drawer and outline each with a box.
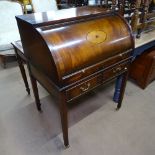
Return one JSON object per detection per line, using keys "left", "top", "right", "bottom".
{"left": 103, "top": 62, "right": 129, "bottom": 82}
{"left": 62, "top": 50, "right": 132, "bottom": 85}
{"left": 66, "top": 74, "right": 103, "bottom": 101}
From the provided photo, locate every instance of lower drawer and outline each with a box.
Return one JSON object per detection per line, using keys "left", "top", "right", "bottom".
{"left": 66, "top": 61, "right": 129, "bottom": 101}
{"left": 66, "top": 74, "right": 102, "bottom": 101}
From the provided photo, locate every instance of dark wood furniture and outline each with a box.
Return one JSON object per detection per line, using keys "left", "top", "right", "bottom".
{"left": 99, "top": 0, "right": 133, "bottom": 16}
{"left": 0, "top": 51, "right": 16, "bottom": 68}
{"left": 98, "top": 0, "right": 155, "bottom": 38}
{"left": 130, "top": 47, "right": 155, "bottom": 89}
{"left": 12, "top": 41, "right": 30, "bottom": 94}
{"left": 130, "top": 0, "right": 155, "bottom": 38}
{"left": 13, "top": 6, "right": 111, "bottom": 94}
{"left": 16, "top": 7, "right": 134, "bottom": 147}
{"left": 114, "top": 30, "right": 155, "bottom": 102}
{"left": 56, "top": 0, "right": 88, "bottom": 8}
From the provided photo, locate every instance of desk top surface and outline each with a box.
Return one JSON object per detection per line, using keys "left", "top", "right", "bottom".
{"left": 16, "top": 6, "right": 109, "bottom": 26}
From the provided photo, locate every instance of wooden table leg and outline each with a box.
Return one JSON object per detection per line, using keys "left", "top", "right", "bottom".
{"left": 29, "top": 73, "right": 42, "bottom": 112}
{"left": 117, "top": 71, "right": 128, "bottom": 110}
{"left": 0, "top": 55, "right": 6, "bottom": 68}
{"left": 59, "top": 92, "right": 69, "bottom": 148}
{"left": 16, "top": 53, "right": 30, "bottom": 94}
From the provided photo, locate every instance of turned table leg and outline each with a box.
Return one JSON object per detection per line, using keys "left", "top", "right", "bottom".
{"left": 18, "top": 57, "right": 30, "bottom": 94}
{"left": 14, "top": 47, "right": 30, "bottom": 94}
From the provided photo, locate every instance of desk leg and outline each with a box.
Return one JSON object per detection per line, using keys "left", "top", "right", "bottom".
{"left": 0, "top": 55, "right": 6, "bottom": 68}
{"left": 15, "top": 52, "right": 30, "bottom": 94}
{"left": 30, "top": 74, "right": 41, "bottom": 112}
{"left": 59, "top": 92, "right": 69, "bottom": 148}
{"left": 113, "top": 75, "right": 123, "bottom": 103}
{"left": 117, "top": 71, "right": 128, "bottom": 109}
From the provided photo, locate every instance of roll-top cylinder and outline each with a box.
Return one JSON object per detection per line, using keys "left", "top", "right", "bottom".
{"left": 38, "top": 13, "right": 133, "bottom": 79}
{"left": 16, "top": 8, "right": 134, "bottom": 87}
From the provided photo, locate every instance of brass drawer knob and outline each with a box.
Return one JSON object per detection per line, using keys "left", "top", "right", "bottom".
{"left": 82, "top": 69, "right": 85, "bottom": 73}
{"left": 80, "top": 83, "right": 90, "bottom": 92}
{"left": 124, "top": 67, "right": 128, "bottom": 70}
{"left": 113, "top": 66, "right": 122, "bottom": 73}
{"left": 119, "top": 54, "right": 123, "bottom": 57}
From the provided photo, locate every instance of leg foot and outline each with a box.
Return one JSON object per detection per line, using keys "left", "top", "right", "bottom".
{"left": 116, "top": 106, "right": 121, "bottom": 111}
{"left": 30, "top": 74, "right": 42, "bottom": 111}
{"left": 26, "top": 88, "right": 30, "bottom": 95}
{"left": 64, "top": 145, "right": 70, "bottom": 149}
{"left": 37, "top": 103, "right": 42, "bottom": 112}
{"left": 17, "top": 55, "right": 30, "bottom": 95}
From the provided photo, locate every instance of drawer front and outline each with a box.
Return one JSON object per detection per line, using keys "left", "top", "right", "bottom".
{"left": 62, "top": 50, "right": 132, "bottom": 85}
{"left": 66, "top": 61, "right": 130, "bottom": 101}
{"left": 103, "top": 62, "right": 129, "bottom": 82}
{"left": 66, "top": 74, "right": 102, "bottom": 101}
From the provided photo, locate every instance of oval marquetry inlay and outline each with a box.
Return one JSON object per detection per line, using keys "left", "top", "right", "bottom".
{"left": 86, "top": 30, "right": 107, "bottom": 44}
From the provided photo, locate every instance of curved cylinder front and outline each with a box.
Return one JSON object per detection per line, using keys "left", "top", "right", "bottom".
{"left": 39, "top": 13, "right": 134, "bottom": 81}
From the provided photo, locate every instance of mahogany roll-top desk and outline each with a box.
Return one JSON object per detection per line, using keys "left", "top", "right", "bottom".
{"left": 16, "top": 6, "right": 134, "bottom": 147}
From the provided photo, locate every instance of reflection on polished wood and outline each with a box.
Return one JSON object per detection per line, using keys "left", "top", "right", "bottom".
{"left": 16, "top": 6, "right": 134, "bottom": 147}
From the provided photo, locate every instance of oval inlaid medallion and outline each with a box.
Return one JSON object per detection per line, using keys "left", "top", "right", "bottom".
{"left": 86, "top": 30, "right": 107, "bottom": 44}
